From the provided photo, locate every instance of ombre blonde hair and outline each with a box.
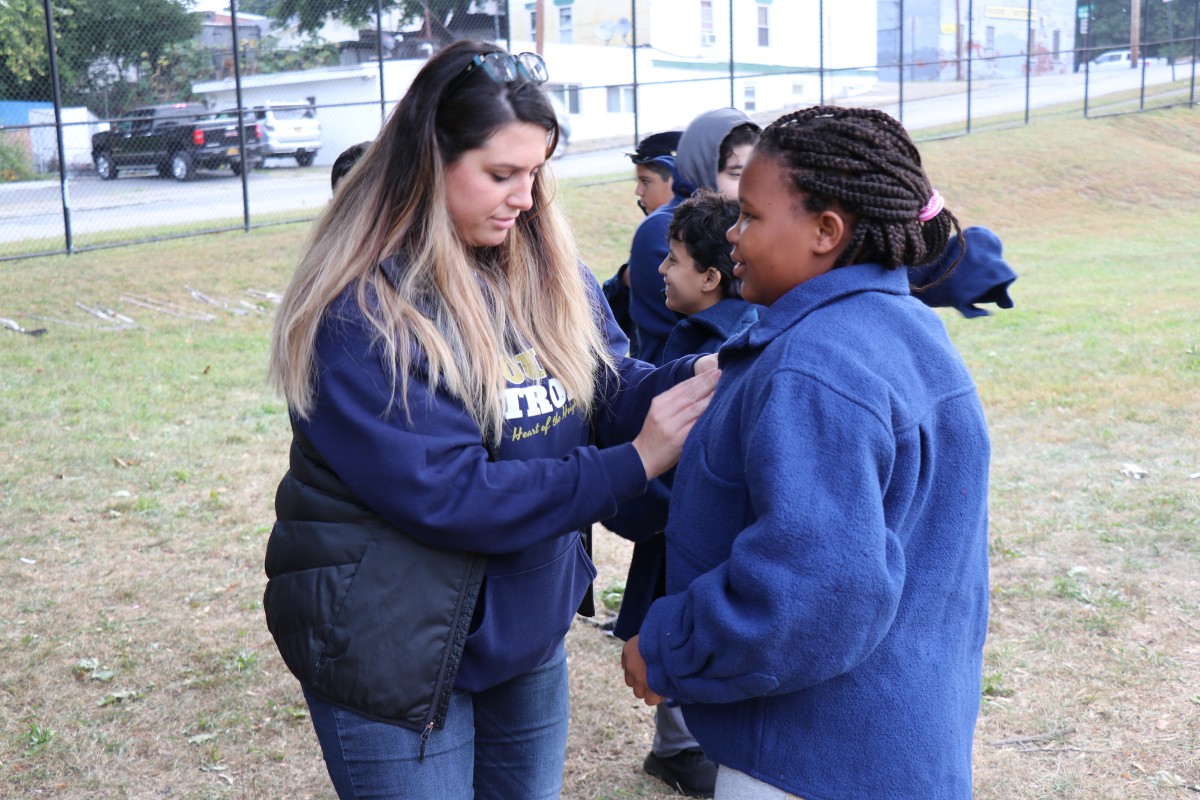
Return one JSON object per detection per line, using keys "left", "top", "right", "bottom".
{"left": 269, "top": 41, "right": 614, "bottom": 444}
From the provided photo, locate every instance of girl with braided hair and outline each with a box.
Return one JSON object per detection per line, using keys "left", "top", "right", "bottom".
{"left": 622, "top": 106, "right": 991, "bottom": 799}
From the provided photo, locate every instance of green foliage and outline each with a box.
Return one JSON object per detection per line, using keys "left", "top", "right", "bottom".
{"left": 0, "top": 0, "right": 49, "bottom": 88}
{"left": 1083, "top": 0, "right": 1199, "bottom": 59}
{"left": 272, "top": 0, "right": 469, "bottom": 37}
{"left": 253, "top": 35, "right": 340, "bottom": 74}
{"left": 24, "top": 721, "right": 56, "bottom": 754}
{"left": 0, "top": 132, "right": 37, "bottom": 182}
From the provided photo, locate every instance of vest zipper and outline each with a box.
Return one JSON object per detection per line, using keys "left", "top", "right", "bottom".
{"left": 418, "top": 719, "right": 435, "bottom": 762}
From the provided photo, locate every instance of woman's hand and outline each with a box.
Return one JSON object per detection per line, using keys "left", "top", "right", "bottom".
{"left": 622, "top": 635, "right": 663, "bottom": 706}
{"left": 631, "top": 368, "right": 720, "bottom": 481}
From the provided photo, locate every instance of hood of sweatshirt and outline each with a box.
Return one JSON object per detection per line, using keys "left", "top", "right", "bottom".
{"left": 674, "top": 107, "right": 758, "bottom": 197}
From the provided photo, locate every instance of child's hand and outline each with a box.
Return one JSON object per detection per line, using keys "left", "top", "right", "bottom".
{"left": 621, "top": 635, "right": 663, "bottom": 706}
{"left": 632, "top": 368, "right": 720, "bottom": 480}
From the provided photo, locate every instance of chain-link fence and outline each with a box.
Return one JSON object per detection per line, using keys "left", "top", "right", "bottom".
{"left": 2, "top": 0, "right": 1197, "bottom": 261}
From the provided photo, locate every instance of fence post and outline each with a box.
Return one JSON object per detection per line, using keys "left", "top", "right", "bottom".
{"left": 819, "top": 0, "right": 826, "bottom": 105}
{"left": 966, "top": 0, "right": 973, "bottom": 133}
{"left": 728, "top": 0, "right": 735, "bottom": 107}
{"left": 1139, "top": 0, "right": 1149, "bottom": 111}
{"left": 229, "top": 0, "right": 251, "bottom": 230}
{"left": 632, "top": 0, "right": 640, "bottom": 146}
{"left": 1024, "top": 0, "right": 1032, "bottom": 125}
{"left": 42, "top": 0, "right": 73, "bottom": 253}
{"left": 1084, "top": 4, "right": 1092, "bottom": 118}
{"left": 898, "top": 0, "right": 905, "bottom": 124}
{"left": 1191, "top": 0, "right": 1198, "bottom": 104}
{"left": 376, "top": 0, "right": 386, "bottom": 123}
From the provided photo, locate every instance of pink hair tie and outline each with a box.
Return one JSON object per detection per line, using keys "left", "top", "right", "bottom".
{"left": 918, "top": 189, "right": 944, "bottom": 222}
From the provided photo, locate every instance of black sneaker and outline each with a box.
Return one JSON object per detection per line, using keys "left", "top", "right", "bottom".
{"left": 643, "top": 747, "right": 717, "bottom": 798}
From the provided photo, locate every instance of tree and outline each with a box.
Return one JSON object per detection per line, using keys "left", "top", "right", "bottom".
{"left": 0, "top": 0, "right": 57, "bottom": 100}
{"left": 0, "top": 0, "right": 201, "bottom": 105}
{"left": 270, "top": 0, "right": 474, "bottom": 38}
{"left": 1083, "top": 0, "right": 1199, "bottom": 58}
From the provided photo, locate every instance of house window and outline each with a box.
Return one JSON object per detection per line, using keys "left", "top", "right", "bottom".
{"left": 606, "top": 85, "right": 635, "bottom": 113}
{"left": 744, "top": 85, "right": 757, "bottom": 111}
{"left": 550, "top": 84, "right": 581, "bottom": 114}
{"left": 1052, "top": 29, "right": 1060, "bottom": 58}
{"left": 559, "top": 6, "right": 573, "bottom": 44}
{"left": 700, "top": 0, "right": 716, "bottom": 46}
{"left": 530, "top": 10, "right": 537, "bottom": 39}
{"left": 757, "top": 6, "right": 769, "bottom": 47}
{"left": 985, "top": 26, "right": 995, "bottom": 53}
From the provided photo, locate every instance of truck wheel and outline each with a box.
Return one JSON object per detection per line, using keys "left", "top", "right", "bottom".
{"left": 295, "top": 151, "right": 314, "bottom": 167}
{"left": 171, "top": 152, "right": 195, "bottom": 181}
{"left": 95, "top": 152, "right": 117, "bottom": 180}
{"left": 157, "top": 163, "right": 171, "bottom": 178}
{"left": 230, "top": 160, "right": 243, "bottom": 176}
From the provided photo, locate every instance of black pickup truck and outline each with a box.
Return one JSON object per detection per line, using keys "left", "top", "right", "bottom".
{"left": 91, "top": 103, "right": 261, "bottom": 181}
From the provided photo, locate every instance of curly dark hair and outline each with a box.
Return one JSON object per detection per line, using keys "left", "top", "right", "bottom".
{"left": 755, "top": 106, "right": 962, "bottom": 273}
{"left": 667, "top": 188, "right": 742, "bottom": 298}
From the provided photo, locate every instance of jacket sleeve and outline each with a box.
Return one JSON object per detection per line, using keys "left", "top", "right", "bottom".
{"left": 300, "top": 291, "right": 693, "bottom": 557}
{"left": 638, "top": 369, "right": 905, "bottom": 704}
{"left": 626, "top": 212, "right": 681, "bottom": 363}
{"left": 587, "top": 269, "right": 700, "bottom": 448}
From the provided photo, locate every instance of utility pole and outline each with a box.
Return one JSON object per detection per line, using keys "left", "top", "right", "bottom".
{"left": 535, "top": 0, "right": 545, "bottom": 54}
{"left": 1131, "top": 0, "right": 1141, "bottom": 65}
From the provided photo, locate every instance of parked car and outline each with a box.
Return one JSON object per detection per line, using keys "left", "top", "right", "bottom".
{"left": 91, "top": 103, "right": 261, "bottom": 181}
{"left": 220, "top": 102, "right": 322, "bottom": 167}
{"left": 1091, "top": 49, "right": 1167, "bottom": 70}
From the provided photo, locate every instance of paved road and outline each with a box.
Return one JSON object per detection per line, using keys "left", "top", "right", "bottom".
{"left": 2, "top": 65, "right": 1191, "bottom": 250}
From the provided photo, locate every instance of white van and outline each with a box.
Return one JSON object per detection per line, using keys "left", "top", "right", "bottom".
{"left": 1091, "top": 49, "right": 1166, "bottom": 71}
{"left": 1092, "top": 50, "right": 1135, "bottom": 70}
{"left": 246, "top": 102, "right": 322, "bottom": 166}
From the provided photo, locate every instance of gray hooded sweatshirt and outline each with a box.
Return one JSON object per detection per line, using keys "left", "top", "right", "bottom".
{"left": 673, "top": 107, "right": 759, "bottom": 197}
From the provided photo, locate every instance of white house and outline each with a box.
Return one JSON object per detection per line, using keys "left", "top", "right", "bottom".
{"left": 28, "top": 107, "right": 107, "bottom": 172}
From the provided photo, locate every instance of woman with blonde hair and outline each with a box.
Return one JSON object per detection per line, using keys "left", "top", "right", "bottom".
{"left": 263, "top": 39, "right": 717, "bottom": 799}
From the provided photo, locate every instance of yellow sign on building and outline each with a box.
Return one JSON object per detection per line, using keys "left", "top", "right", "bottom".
{"left": 985, "top": 5, "right": 1035, "bottom": 20}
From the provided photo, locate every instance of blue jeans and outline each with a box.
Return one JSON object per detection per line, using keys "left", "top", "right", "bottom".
{"left": 303, "top": 643, "right": 569, "bottom": 800}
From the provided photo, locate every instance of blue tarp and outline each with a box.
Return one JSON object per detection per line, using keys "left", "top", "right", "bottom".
{"left": 0, "top": 101, "right": 54, "bottom": 128}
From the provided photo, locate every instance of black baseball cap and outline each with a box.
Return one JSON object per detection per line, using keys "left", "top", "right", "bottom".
{"left": 627, "top": 130, "right": 682, "bottom": 164}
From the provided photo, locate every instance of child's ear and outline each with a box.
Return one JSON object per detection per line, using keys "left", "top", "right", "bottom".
{"left": 701, "top": 267, "right": 722, "bottom": 293}
{"left": 813, "top": 210, "right": 848, "bottom": 256}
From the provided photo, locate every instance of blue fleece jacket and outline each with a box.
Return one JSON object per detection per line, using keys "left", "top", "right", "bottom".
{"left": 639, "top": 264, "right": 990, "bottom": 799}
{"left": 605, "top": 297, "right": 759, "bottom": 641}
{"left": 298, "top": 266, "right": 697, "bottom": 693}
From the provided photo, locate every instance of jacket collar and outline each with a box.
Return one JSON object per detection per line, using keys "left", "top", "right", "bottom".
{"left": 723, "top": 264, "right": 909, "bottom": 355}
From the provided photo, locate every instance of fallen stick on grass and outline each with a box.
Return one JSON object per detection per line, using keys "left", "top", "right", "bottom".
{"left": 245, "top": 289, "right": 283, "bottom": 304}
{"left": 1, "top": 316, "right": 48, "bottom": 336}
{"left": 121, "top": 295, "right": 216, "bottom": 322}
{"left": 186, "top": 286, "right": 249, "bottom": 316}
{"left": 76, "top": 302, "right": 135, "bottom": 325}
{"left": 989, "top": 726, "right": 1076, "bottom": 747}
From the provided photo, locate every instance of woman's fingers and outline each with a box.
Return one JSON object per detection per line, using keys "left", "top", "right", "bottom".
{"left": 632, "top": 369, "right": 720, "bottom": 480}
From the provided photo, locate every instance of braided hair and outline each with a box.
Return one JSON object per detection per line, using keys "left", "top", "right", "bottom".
{"left": 755, "top": 106, "right": 962, "bottom": 273}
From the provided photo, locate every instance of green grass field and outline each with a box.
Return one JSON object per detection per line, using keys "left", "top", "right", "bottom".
{"left": 1, "top": 107, "right": 1197, "bottom": 799}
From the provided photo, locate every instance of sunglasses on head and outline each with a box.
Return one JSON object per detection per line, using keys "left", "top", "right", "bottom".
{"left": 446, "top": 51, "right": 549, "bottom": 97}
